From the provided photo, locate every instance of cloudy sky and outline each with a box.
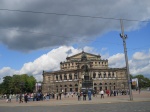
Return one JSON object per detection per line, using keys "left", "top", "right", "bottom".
{"left": 0, "top": 0, "right": 150, "bottom": 82}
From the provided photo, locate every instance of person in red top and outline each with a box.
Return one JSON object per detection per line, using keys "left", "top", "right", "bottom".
{"left": 106, "top": 90, "right": 110, "bottom": 97}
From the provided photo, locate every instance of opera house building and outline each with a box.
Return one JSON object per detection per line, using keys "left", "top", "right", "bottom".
{"left": 42, "top": 51, "right": 127, "bottom": 93}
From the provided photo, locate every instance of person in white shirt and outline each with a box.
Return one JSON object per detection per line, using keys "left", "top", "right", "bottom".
{"left": 100, "top": 90, "right": 104, "bottom": 98}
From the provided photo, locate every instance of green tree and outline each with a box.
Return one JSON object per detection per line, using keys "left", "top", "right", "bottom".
{"left": 19, "top": 74, "right": 36, "bottom": 93}
{"left": 0, "top": 74, "right": 36, "bottom": 94}
{"left": 130, "top": 74, "right": 134, "bottom": 79}
{"left": 132, "top": 74, "right": 150, "bottom": 89}
{"left": 1, "top": 76, "right": 13, "bottom": 94}
{"left": 11, "top": 75, "right": 21, "bottom": 93}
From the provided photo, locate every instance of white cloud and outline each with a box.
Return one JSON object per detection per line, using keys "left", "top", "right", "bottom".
{"left": 19, "top": 46, "right": 94, "bottom": 81}
{"left": 108, "top": 53, "right": 125, "bottom": 68}
{"left": 133, "top": 51, "right": 150, "bottom": 60}
{"left": 107, "top": 50, "right": 150, "bottom": 78}
{"left": 0, "top": 67, "right": 18, "bottom": 76}
{"left": 130, "top": 64, "right": 150, "bottom": 75}
{"left": 0, "top": 47, "right": 150, "bottom": 82}
{"left": 0, "top": 46, "right": 79, "bottom": 81}
{"left": 0, "top": 67, "right": 19, "bottom": 82}
{"left": 129, "top": 50, "right": 150, "bottom": 76}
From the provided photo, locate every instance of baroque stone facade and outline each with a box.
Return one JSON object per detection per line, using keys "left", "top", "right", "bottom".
{"left": 42, "top": 51, "right": 128, "bottom": 93}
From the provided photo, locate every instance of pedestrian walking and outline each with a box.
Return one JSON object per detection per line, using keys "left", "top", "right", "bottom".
{"left": 6, "top": 94, "right": 9, "bottom": 103}
{"left": 24, "top": 93, "right": 28, "bottom": 103}
{"left": 9, "top": 94, "right": 12, "bottom": 102}
{"left": 100, "top": 90, "right": 104, "bottom": 98}
{"left": 59, "top": 92, "right": 62, "bottom": 100}
{"left": 19, "top": 93, "right": 23, "bottom": 103}
{"left": 106, "top": 90, "right": 110, "bottom": 97}
{"left": 83, "top": 91, "right": 86, "bottom": 101}
{"left": 77, "top": 92, "right": 81, "bottom": 101}
{"left": 56, "top": 92, "right": 58, "bottom": 100}
{"left": 88, "top": 90, "right": 92, "bottom": 100}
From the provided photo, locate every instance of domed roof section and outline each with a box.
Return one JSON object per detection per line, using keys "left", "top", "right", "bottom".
{"left": 81, "top": 51, "right": 87, "bottom": 61}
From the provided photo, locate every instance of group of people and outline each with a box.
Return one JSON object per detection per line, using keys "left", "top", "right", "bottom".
{"left": 76, "top": 90, "right": 93, "bottom": 101}
{"left": 2, "top": 89, "right": 130, "bottom": 103}
{"left": 105, "top": 89, "right": 130, "bottom": 97}
{"left": 5, "top": 93, "right": 27, "bottom": 103}
{"left": 56, "top": 92, "right": 62, "bottom": 100}
{"left": 15, "top": 93, "right": 28, "bottom": 103}
{"left": 76, "top": 89, "right": 130, "bottom": 100}
{"left": 6, "top": 94, "right": 12, "bottom": 103}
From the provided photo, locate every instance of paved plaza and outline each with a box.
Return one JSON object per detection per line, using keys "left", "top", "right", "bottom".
{"left": 0, "top": 102, "right": 150, "bottom": 112}
{"left": 0, "top": 91, "right": 150, "bottom": 112}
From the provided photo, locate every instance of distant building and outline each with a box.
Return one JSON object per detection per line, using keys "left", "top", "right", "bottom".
{"left": 35, "top": 82, "right": 42, "bottom": 92}
{"left": 42, "top": 51, "right": 128, "bottom": 93}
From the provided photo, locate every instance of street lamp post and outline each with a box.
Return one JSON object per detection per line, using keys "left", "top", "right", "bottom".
{"left": 120, "top": 19, "right": 133, "bottom": 101}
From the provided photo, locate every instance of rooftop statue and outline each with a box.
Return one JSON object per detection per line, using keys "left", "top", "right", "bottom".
{"left": 81, "top": 51, "right": 87, "bottom": 61}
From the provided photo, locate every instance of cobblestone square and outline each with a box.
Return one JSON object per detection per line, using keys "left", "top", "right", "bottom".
{"left": 0, "top": 91, "right": 150, "bottom": 112}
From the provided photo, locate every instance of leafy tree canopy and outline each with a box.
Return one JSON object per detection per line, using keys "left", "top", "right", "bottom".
{"left": 131, "top": 74, "right": 150, "bottom": 88}
{"left": 0, "top": 74, "right": 36, "bottom": 94}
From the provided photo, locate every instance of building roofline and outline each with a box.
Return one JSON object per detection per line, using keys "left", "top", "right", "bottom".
{"left": 67, "top": 51, "right": 101, "bottom": 59}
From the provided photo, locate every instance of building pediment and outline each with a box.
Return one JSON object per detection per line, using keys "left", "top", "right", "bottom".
{"left": 67, "top": 51, "right": 101, "bottom": 61}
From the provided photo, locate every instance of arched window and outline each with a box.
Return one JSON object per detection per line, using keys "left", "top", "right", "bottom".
{"left": 94, "top": 83, "right": 97, "bottom": 86}
{"left": 98, "top": 72, "right": 101, "bottom": 78}
{"left": 114, "top": 83, "right": 115, "bottom": 85}
{"left": 69, "top": 74, "right": 72, "bottom": 80}
{"left": 64, "top": 74, "right": 67, "bottom": 80}
{"left": 74, "top": 73, "right": 78, "bottom": 79}
{"left": 104, "top": 72, "right": 106, "bottom": 78}
{"left": 105, "top": 83, "right": 107, "bottom": 85}
{"left": 112, "top": 72, "right": 115, "bottom": 77}
{"left": 109, "top": 83, "right": 112, "bottom": 85}
{"left": 81, "top": 64, "right": 88, "bottom": 72}
{"left": 93, "top": 72, "right": 96, "bottom": 78}
{"left": 75, "top": 84, "right": 78, "bottom": 87}
{"left": 99, "top": 83, "right": 102, "bottom": 85}
{"left": 56, "top": 85, "right": 58, "bottom": 92}
{"left": 69, "top": 84, "right": 72, "bottom": 92}
{"left": 56, "top": 75, "right": 58, "bottom": 80}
